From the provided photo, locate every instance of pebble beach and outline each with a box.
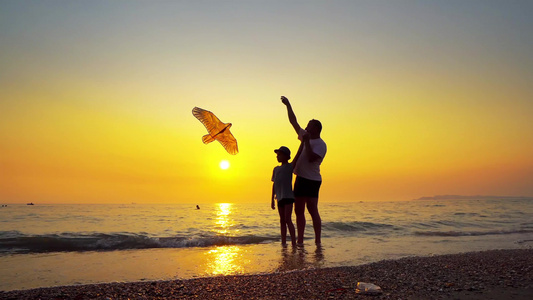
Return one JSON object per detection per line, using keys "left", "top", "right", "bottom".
{"left": 2, "top": 249, "right": 531, "bottom": 299}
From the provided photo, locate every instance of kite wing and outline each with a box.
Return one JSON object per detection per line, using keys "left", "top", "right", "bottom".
{"left": 192, "top": 107, "right": 226, "bottom": 137}
{"left": 216, "top": 129, "right": 238, "bottom": 155}
{"left": 192, "top": 107, "right": 239, "bottom": 155}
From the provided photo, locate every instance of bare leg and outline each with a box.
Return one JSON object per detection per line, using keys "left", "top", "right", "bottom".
{"left": 306, "top": 197, "right": 321, "bottom": 244}
{"left": 284, "top": 203, "right": 296, "bottom": 246}
{"left": 278, "top": 203, "right": 287, "bottom": 245}
{"left": 294, "top": 197, "right": 306, "bottom": 244}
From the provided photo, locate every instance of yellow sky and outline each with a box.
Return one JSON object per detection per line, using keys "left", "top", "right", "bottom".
{"left": 1, "top": 1, "right": 532, "bottom": 203}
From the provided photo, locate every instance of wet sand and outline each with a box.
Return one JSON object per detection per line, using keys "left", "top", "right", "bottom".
{"left": 1, "top": 249, "right": 531, "bottom": 299}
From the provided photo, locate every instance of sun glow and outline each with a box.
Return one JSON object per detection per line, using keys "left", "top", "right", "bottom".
{"left": 215, "top": 203, "right": 234, "bottom": 235}
{"left": 204, "top": 245, "right": 244, "bottom": 276}
{"left": 219, "top": 160, "right": 230, "bottom": 170}
{"left": 204, "top": 203, "right": 243, "bottom": 275}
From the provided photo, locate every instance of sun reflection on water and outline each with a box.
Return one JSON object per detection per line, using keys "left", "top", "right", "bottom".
{"left": 205, "top": 245, "right": 245, "bottom": 275}
{"left": 204, "top": 203, "right": 245, "bottom": 276}
{"left": 215, "top": 203, "right": 235, "bottom": 235}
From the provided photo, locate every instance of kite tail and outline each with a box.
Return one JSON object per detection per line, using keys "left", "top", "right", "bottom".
{"left": 202, "top": 134, "right": 215, "bottom": 144}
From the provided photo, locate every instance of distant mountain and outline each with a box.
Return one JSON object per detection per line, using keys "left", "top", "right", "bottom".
{"left": 414, "top": 195, "right": 533, "bottom": 201}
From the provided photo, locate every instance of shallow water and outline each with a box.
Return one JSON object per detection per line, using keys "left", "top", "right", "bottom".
{"left": 1, "top": 199, "right": 532, "bottom": 291}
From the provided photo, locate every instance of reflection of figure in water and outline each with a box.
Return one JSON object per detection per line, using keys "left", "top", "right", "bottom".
{"left": 196, "top": 205, "right": 200, "bottom": 210}
{"left": 281, "top": 96, "right": 327, "bottom": 245}
{"left": 277, "top": 246, "right": 304, "bottom": 272}
{"left": 276, "top": 244, "right": 325, "bottom": 272}
{"left": 271, "top": 144, "right": 303, "bottom": 246}
{"left": 314, "top": 244, "right": 324, "bottom": 263}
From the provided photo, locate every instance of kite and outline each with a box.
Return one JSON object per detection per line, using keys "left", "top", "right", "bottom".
{"left": 192, "top": 107, "right": 238, "bottom": 155}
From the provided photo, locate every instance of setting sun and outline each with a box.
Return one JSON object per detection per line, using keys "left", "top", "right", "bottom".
{"left": 219, "top": 160, "right": 230, "bottom": 170}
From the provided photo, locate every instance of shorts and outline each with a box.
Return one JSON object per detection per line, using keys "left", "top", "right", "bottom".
{"left": 294, "top": 176, "right": 322, "bottom": 198}
{"left": 278, "top": 198, "right": 295, "bottom": 207}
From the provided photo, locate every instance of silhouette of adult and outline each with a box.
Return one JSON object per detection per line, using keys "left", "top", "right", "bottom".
{"left": 281, "top": 96, "right": 327, "bottom": 244}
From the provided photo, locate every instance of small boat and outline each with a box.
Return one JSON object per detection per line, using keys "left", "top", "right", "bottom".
{"left": 27, "top": 202, "right": 34, "bottom": 205}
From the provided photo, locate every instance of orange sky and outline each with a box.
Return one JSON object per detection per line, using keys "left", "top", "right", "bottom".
{"left": 1, "top": 1, "right": 532, "bottom": 204}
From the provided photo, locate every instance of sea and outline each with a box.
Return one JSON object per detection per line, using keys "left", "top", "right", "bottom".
{"left": 1, "top": 199, "right": 532, "bottom": 291}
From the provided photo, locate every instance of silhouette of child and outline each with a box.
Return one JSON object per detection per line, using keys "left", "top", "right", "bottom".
{"left": 271, "top": 143, "right": 303, "bottom": 246}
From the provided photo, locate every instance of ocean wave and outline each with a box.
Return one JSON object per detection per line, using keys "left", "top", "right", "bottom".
{"left": 323, "top": 221, "right": 396, "bottom": 232}
{"left": 0, "top": 231, "right": 277, "bottom": 254}
{"left": 516, "top": 239, "right": 533, "bottom": 245}
{"left": 453, "top": 212, "right": 483, "bottom": 217}
{"left": 414, "top": 229, "right": 533, "bottom": 237}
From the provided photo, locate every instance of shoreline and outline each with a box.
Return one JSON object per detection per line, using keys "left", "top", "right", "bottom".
{"left": 1, "top": 248, "right": 532, "bottom": 299}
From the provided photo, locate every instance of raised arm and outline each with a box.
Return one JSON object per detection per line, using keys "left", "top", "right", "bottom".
{"left": 291, "top": 140, "right": 305, "bottom": 166}
{"left": 281, "top": 96, "right": 301, "bottom": 134}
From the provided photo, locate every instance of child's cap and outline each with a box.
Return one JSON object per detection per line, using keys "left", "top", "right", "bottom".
{"left": 274, "top": 146, "right": 291, "bottom": 157}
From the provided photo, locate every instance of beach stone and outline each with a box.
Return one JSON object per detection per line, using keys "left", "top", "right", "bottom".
{"left": 355, "top": 282, "right": 383, "bottom": 295}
